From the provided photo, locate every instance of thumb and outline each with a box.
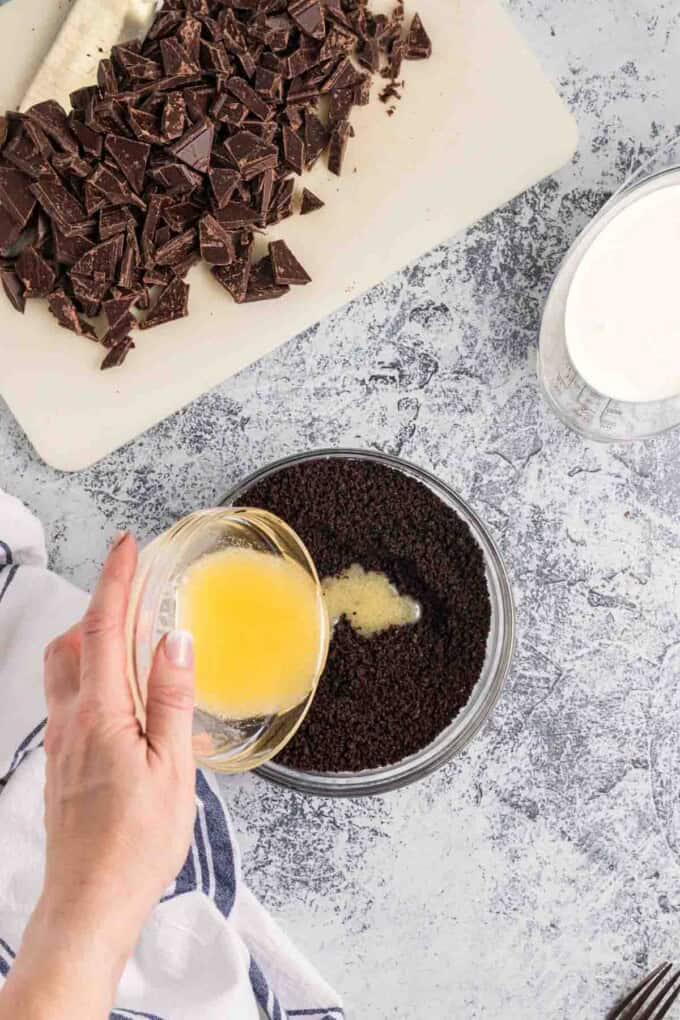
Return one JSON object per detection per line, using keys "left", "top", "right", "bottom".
{"left": 145, "top": 629, "right": 195, "bottom": 756}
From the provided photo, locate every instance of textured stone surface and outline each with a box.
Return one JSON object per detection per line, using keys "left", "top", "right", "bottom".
{"left": 2, "top": 1, "right": 680, "bottom": 1015}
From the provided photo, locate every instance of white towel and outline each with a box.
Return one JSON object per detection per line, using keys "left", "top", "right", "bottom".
{"left": 0, "top": 489, "right": 343, "bottom": 1020}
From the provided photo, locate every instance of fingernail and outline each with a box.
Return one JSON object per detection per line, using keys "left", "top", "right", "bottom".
{"left": 110, "top": 530, "right": 129, "bottom": 552}
{"left": 165, "top": 629, "right": 194, "bottom": 670}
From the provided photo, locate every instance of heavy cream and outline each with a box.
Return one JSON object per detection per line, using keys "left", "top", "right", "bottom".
{"left": 565, "top": 183, "right": 680, "bottom": 403}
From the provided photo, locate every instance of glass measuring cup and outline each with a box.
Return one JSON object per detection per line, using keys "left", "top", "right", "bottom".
{"left": 126, "top": 508, "right": 330, "bottom": 773}
{"left": 538, "top": 141, "right": 680, "bottom": 442}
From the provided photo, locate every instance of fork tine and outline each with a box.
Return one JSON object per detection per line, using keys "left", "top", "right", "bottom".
{"left": 609, "top": 964, "right": 672, "bottom": 1019}
{"left": 636, "top": 970, "right": 680, "bottom": 1020}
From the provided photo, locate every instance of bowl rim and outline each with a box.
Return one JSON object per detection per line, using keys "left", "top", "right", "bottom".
{"left": 220, "top": 447, "right": 516, "bottom": 797}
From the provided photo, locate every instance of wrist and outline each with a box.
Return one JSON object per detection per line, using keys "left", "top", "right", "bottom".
{"left": 1, "top": 894, "right": 137, "bottom": 1019}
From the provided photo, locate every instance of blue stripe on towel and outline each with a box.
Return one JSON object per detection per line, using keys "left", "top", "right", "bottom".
{"left": 111, "top": 1010, "right": 165, "bottom": 1019}
{"left": 249, "top": 957, "right": 288, "bottom": 1019}
{"left": 0, "top": 718, "right": 47, "bottom": 788}
{"left": 0, "top": 937, "right": 14, "bottom": 980}
{"left": 0, "top": 564, "right": 18, "bottom": 606}
{"left": 0, "top": 540, "right": 12, "bottom": 566}
{"left": 195, "top": 771, "right": 236, "bottom": 918}
{"left": 288, "top": 1011, "right": 345, "bottom": 1017}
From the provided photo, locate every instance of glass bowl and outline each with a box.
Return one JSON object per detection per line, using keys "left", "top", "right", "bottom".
{"left": 222, "top": 449, "right": 516, "bottom": 797}
{"left": 126, "top": 507, "right": 330, "bottom": 773}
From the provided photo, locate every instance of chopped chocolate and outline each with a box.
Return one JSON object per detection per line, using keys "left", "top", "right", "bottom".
{"left": 168, "top": 118, "right": 214, "bottom": 173}
{"left": 0, "top": 0, "right": 431, "bottom": 361}
{"left": 289, "top": 0, "right": 326, "bottom": 41}
{"left": 0, "top": 268, "right": 25, "bottom": 313}
{"left": 282, "top": 125, "right": 305, "bottom": 174}
{"left": 48, "top": 289, "right": 98, "bottom": 340}
{"left": 16, "top": 247, "right": 56, "bottom": 298}
{"left": 328, "top": 118, "right": 351, "bottom": 175}
{"left": 71, "top": 235, "right": 124, "bottom": 280}
{"left": 215, "top": 200, "right": 260, "bottom": 230}
{"left": 0, "top": 169, "right": 36, "bottom": 228}
{"left": 140, "top": 275, "right": 189, "bottom": 329}
{"left": 244, "top": 255, "right": 290, "bottom": 301}
{"left": 226, "top": 77, "right": 271, "bottom": 120}
{"left": 199, "top": 213, "right": 235, "bottom": 266}
{"left": 208, "top": 167, "right": 239, "bottom": 208}
{"left": 30, "top": 177, "right": 88, "bottom": 234}
{"left": 300, "top": 187, "right": 324, "bottom": 215}
{"left": 161, "top": 93, "right": 186, "bottom": 140}
{"left": 99, "top": 207, "right": 129, "bottom": 242}
{"left": 224, "top": 130, "right": 278, "bottom": 180}
{"left": 404, "top": 13, "right": 432, "bottom": 60}
{"left": 105, "top": 134, "right": 150, "bottom": 194}
{"left": 101, "top": 337, "right": 135, "bottom": 369}
{"left": 155, "top": 226, "right": 198, "bottom": 267}
{"left": 303, "top": 111, "right": 329, "bottom": 166}
{"left": 269, "top": 239, "right": 311, "bottom": 285}
{"left": 0, "top": 209, "right": 23, "bottom": 257}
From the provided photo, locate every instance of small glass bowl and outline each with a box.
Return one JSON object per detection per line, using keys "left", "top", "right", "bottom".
{"left": 223, "top": 449, "right": 516, "bottom": 797}
{"left": 125, "top": 507, "right": 330, "bottom": 773}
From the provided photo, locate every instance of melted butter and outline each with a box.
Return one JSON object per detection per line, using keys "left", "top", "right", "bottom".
{"left": 321, "top": 564, "right": 420, "bottom": 638}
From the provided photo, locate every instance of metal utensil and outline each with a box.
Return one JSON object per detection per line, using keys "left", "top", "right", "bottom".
{"left": 20, "top": 0, "right": 160, "bottom": 113}
{"left": 609, "top": 963, "right": 680, "bottom": 1020}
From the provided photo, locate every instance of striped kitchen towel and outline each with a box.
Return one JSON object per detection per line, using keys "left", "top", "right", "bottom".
{"left": 0, "top": 488, "right": 343, "bottom": 1020}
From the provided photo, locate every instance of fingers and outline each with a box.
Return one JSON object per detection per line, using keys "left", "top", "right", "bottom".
{"left": 145, "top": 630, "right": 195, "bottom": 759}
{"left": 80, "top": 532, "right": 137, "bottom": 711}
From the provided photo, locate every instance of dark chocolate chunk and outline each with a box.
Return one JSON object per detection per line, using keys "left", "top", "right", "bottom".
{"left": 140, "top": 275, "right": 189, "bottom": 329}
{"left": 105, "top": 134, "right": 150, "bottom": 194}
{"left": 101, "top": 337, "right": 135, "bottom": 369}
{"left": 199, "top": 213, "right": 235, "bottom": 266}
{"left": 282, "top": 125, "right": 305, "bottom": 174}
{"left": 212, "top": 253, "right": 250, "bottom": 303}
{"left": 128, "top": 107, "right": 164, "bottom": 145}
{"left": 267, "top": 176, "right": 295, "bottom": 224}
{"left": 0, "top": 208, "right": 23, "bottom": 257}
{"left": 388, "top": 38, "right": 404, "bottom": 80}
{"left": 289, "top": 0, "right": 326, "bottom": 41}
{"left": 25, "top": 100, "right": 79, "bottom": 154}
{"left": 255, "top": 66, "right": 283, "bottom": 99}
{"left": 200, "top": 40, "right": 233, "bottom": 74}
{"left": 215, "top": 201, "right": 260, "bottom": 230}
{"left": 160, "top": 37, "right": 199, "bottom": 76}
{"left": 52, "top": 152, "right": 93, "bottom": 179}
{"left": 168, "top": 118, "right": 214, "bottom": 173}
{"left": 88, "top": 165, "right": 146, "bottom": 210}
{"left": 0, "top": 168, "right": 36, "bottom": 228}
{"left": 99, "top": 207, "right": 129, "bottom": 242}
{"left": 161, "top": 93, "right": 186, "bottom": 140}
{"left": 269, "top": 239, "right": 311, "bottom": 286}
{"left": 0, "top": 116, "right": 8, "bottom": 148}
{"left": 16, "top": 247, "right": 56, "bottom": 298}
{"left": 155, "top": 226, "right": 197, "bottom": 267}
{"left": 54, "top": 228, "right": 94, "bottom": 266}
{"left": 303, "top": 111, "right": 329, "bottom": 165}
{"left": 244, "top": 255, "right": 289, "bottom": 301}
{"left": 101, "top": 295, "right": 136, "bottom": 345}
{"left": 328, "top": 118, "right": 351, "bottom": 176}
{"left": 70, "top": 272, "right": 110, "bottom": 312}
{"left": 48, "top": 289, "right": 98, "bottom": 340}
{"left": 112, "top": 45, "right": 161, "bottom": 82}
{"left": 30, "top": 177, "right": 89, "bottom": 235}
{"left": 208, "top": 167, "right": 239, "bottom": 208}
{"left": 226, "top": 77, "right": 270, "bottom": 120}
{"left": 149, "top": 161, "right": 203, "bottom": 193}
{"left": 163, "top": 200, "right": 203, "bottom": 231}
{"left": 4, "top": 126, "right": 51, "bottom": 179}
{"left": 358, "top": 37, "right": 380, "bottom": 72}
{"left": 300, "top": 187, "right": 324, "bottom": 215}
{"left": 322, "top": 56, "right": 365, "bottom": 93}
{"left": 328, "top": 87, "right": 354, "bottom": 125}
{"left": 71, "top": 235, "right": 124, "bottom": 280}
{"left": 404, "top": 13, "right": 432, "bottom": 59}
{"left": 224, "top": 130, "right": 278, "bottom": 180}
{"left": 0, "top": 268, "right": 25, "bottom": 313}
{"left": 98, "top": 59, "right": 119, "bottom": 96}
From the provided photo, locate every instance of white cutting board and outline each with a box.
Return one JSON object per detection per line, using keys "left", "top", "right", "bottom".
{"left": 0, "top": 0, "right": 577, "bottom": 472}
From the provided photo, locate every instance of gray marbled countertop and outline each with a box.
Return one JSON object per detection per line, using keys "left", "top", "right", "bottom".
{"left": 3, "top": 1, "right": 680, "bottom": 1016}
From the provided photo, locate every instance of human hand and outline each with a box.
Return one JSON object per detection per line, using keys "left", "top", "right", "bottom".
{"left": 0, "top": 532, "right": 196, "bottom": 1019}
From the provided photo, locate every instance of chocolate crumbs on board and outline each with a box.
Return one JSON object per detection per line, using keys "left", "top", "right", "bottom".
{"left": 0, "top": 4, "right": 431, "bottom": 369}
{"left": 237, "top": 457, "right": 491, "bottom": 773}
